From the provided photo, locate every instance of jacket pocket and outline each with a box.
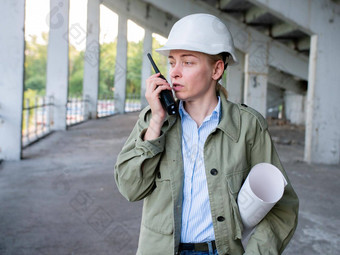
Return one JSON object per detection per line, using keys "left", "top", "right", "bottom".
{"left": 226, "top": 168, "right": 249, "bottom": 197}
{"left": 226, "top": 168, "right": 250, "bottom": 240}
{"left": 141, "top": 178, "right": 173, "bottom": 235}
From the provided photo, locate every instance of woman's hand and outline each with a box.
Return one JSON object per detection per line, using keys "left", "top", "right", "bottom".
{"left": 144, "top": 73, "right": 172, "bottom": 140}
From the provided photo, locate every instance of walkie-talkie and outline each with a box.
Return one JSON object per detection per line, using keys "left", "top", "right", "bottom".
{"left": 147, "top": 53, "right": 177, "bottom": 115}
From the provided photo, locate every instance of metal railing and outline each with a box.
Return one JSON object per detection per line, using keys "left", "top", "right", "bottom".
{"left": 125, "top": 93, "right": 141, "bottom": 113}
{"left": 97, "top": 94, "right": 115, "bottom": 118}
{"left": 66, "top": 95, "right": 90, "bottom": 126}
{"left": 22, "top": 96, "right": 54, "bottom": 147}
{"left": 21, "top": 93, "right": 141, "bottom": 147}
{"left": 97, "top": 93, "right": 141, "bottom": 118}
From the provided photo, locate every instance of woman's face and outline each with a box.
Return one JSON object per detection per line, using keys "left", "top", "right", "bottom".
{"left": 168, "top": 50, "right": 216, "bottom": 102}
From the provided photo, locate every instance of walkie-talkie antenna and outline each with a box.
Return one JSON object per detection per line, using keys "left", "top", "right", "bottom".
{"left": 147, "top": 53, "right": 160, "bottom": 73}
{"left": 147, "top": 53, "right": 177, "bottom": 115}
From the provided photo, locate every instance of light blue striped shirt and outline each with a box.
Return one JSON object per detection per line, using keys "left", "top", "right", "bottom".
{"left": 179, "top": 97, "right": 221, "bottom": 243}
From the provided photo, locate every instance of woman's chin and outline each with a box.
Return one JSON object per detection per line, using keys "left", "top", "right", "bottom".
{"left": 174, "top": 94, "right": 186, "bottom": 101}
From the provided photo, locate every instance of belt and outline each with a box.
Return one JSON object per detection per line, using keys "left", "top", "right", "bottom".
{"left": 178, "top": 240, "right": 216, "bottom": 252}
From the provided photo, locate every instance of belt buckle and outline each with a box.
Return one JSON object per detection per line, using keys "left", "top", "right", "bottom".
{"left": 179, "top": 240, "right": 216, "bottom": 252}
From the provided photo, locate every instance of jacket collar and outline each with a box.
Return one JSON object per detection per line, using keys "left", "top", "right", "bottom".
{"left": 156, "top": 92, "right": 240, "bottom": 142}
{"left": 217, "top": 92, "right": 241, "bottom": 143}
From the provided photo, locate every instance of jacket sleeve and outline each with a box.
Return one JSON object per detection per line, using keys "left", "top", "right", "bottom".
{"left": 114, "top": 108, "right": 166, "bottom": 202}
{"left": 244, "top": 120, "right": 299, "bottom": 255}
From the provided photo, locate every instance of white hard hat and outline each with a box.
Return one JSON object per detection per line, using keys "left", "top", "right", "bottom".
{"left": 156, "top": 13, "right": 238, "bottom": 65}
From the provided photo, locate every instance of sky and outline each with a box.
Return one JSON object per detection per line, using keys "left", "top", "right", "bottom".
{"left": 25, "top": 0, "right": 167, "bottom": 50}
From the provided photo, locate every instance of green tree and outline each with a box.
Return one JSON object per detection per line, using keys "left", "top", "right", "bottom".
{"left": 152, "top": 37, "right": 168, "bottom": 76}
{"left": 23, "top": 32, "right": 166, "bottom": 100}
{"left": 99, "top": 40, "right": 117, "bottom": 98}
{"left": 24, "top": 33, "right": 48, "bottom": 95}
{"left": 126, "top": 40, "right": 143, "bottom": 95}
{"left": 68, "top": 44, "right": 84, "bottom": 97}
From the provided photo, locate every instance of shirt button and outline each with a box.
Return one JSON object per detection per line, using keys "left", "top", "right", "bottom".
{"left": 217, "top": 216, "right": 225, "bottom": 222}
{"left": 210, "top": 168, "right": 218, "bottom": 175}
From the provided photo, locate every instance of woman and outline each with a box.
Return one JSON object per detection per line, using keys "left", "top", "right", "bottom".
{"left": 115, "top": 13, "right": 299, "bottom": 255}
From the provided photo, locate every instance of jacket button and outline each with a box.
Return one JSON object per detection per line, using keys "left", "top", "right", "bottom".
{"left": 217, "top": 216, "right": 225, "bottom": 222}
{"left": 210, "top": 168, "right": 218, "bottom": 175}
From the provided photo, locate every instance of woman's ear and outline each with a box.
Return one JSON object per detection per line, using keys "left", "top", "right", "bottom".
{"left": 212, "top": 60, "right": 225, "bottom": 81}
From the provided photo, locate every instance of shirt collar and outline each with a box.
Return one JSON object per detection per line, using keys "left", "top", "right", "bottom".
{"left": 179, "top": 97, "right": 221, "bottom": 123}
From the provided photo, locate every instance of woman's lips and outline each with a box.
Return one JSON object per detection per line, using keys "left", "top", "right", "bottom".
{"left": 172, "top": 83, "right": 184, "bottom": 92}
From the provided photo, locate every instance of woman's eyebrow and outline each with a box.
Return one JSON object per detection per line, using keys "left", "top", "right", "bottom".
{"left": 180, "top": 54, "right": 198, "bottom": 58}
{"left": 168, "top": 54, "right": 198, "bottom": 60}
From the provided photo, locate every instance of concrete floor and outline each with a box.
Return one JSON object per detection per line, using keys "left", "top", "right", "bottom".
{"left": 0, "top": 112, "right": 339, "bottom": 255}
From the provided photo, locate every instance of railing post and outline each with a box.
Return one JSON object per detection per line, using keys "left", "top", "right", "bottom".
{"left": 47, "top": 96, "right": 54, "bottom": 131}
{"left": 42, "top": 97, "right": 46, "bottom": 132}
{"left": 34, "top": 97, "right": 38, "bottom": 138}
{"left": 25, "top": 98, "right": 30, "bottom": 142}
{"left": 84, "top": 94, "right": 90, "bottom": 121}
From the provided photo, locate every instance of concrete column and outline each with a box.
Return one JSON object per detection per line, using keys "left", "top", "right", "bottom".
{"left": 0, "top": 0, "right": 25, "bottom": 160}
{"left": 113, "top": 14, "right": 128, "bottom": 114}
{"left": 305, "top": 32, "right": 340, "bottom": 164}
{"left": 83, "top": 0, "right": 100, "bottom": 119}
{"left": 244, "top": 41, "right": 269, "bottom": 117}
{"left": 247, "top": 0, "right": 340, "bottom": 164}
{"left": 46, "top": 0, "right": 70, "bottom": 130}
{"left": 284, "top": 91, "right": 305, "bottom": 125}
{"left": 226, "top": 49, "right": 245, "bottom": 103}
{"left": 140, "top": 29, "right": 152, "bottom": 109}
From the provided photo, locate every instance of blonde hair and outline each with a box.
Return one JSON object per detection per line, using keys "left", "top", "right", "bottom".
{"left": 216, "top": 83, "right": 228, "bottom": 99}
{"left": 207, "top": 53, "right": 229, "bottom": 99}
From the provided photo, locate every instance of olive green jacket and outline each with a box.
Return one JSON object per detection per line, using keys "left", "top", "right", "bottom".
{"left": 114, "top": 93, "right": 299, "bottom": 255}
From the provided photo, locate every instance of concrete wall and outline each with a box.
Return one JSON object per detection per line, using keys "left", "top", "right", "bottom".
{"left": 226, "top": 49, "right": 245, "bottom": 104}
{"left": 113, "top": 14, "right": 128, "bottom": 114}
{"left": 248, "top": 0, "right": 340, "bottom": 164}
{"left": 83, "top": 0, "right": 101, "bottom": 119}
{"left": 285, "top": 91, "right": 306, "bottom": 125}
{"left": 46, "top": 0, "right": 70, "bottom": 131}
{"left": 0, "top": 0, "right": 26, "bottom": 160}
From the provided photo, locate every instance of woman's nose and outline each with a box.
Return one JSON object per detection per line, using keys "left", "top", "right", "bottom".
{"left": 170, "top": 63, "right": 181, "bottom": 78}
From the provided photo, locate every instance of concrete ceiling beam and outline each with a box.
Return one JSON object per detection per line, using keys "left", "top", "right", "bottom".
{"left": 219, "top": 0, "right": 235, "bottom": 10}
{"left": 245, "top": 6, "right": 268, "bottom": 24}
{"left": 297, "top": 37, "right": 310, "bottom": 51}
{"left": 102, "top": 0, "right": 175, "bottom": 38}
{"left": 268, "top": 67, "right": 306, "bottom": 94}
{"left": 247, "top": 0, "right": 340, "bottom": 34}
{"left": 271, "top": 22, "right": 297, "bottom": 37}
{"left": 139, "top": 0, "right": 308, "bottom": 80}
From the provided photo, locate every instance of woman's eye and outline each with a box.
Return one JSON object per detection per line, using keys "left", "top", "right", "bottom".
{"left": 184, "top": 61, "right": 193, "bottom": 65}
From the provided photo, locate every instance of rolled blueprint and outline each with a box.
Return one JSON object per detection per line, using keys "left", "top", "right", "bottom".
{"left": 238, "top": 163, "right": 287, "bottom": 247}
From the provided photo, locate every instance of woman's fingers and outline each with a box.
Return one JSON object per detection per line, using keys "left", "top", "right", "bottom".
{"left": 145, "top": 73, "right": 173, "bottom": 123}
{"left": 153, "top": 83, "right": 172, "bottom": 96}
{"left": 145, "top": 74, "right": 172, "bottom": 100}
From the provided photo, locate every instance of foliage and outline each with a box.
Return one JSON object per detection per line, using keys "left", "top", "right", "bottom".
{"left": 68, "top": 44, "right": 84, "bottom": 97}
{"left": 24, "top": 32, "right": 166, "bottom": 100}
{"left": 152, "top": 38, "right": 168, "bottom": 77}
{"left": 99, "top": 41, "right": 117, "bottom": 98}
{"left": 127, "top": 41, "right": 143, "bottom": 95}
{"left": 22, "top": 89, "right": 39, "bottom": 131}
{"left": 24, "top": 34, "right": 48, "bottom": 96}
